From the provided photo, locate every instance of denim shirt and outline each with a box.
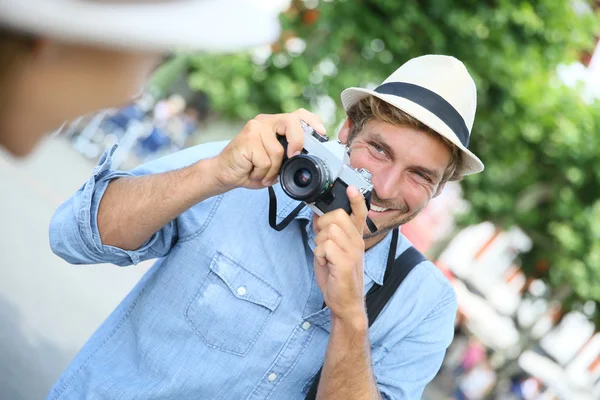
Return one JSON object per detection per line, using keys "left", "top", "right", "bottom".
{"left": 48, "top": 142, "right": 457, "bottom": 400}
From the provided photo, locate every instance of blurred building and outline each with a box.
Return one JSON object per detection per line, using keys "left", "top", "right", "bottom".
{"left": 424, "top": 219, "right": 600, "bottom": 399}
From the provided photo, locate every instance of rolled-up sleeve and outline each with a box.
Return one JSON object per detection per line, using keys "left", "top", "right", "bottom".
{"left": 49, "top": 141, "right": 230, "bottom": 266}
{"left": 375, "top": 286, "right": 458, "bottom": 400}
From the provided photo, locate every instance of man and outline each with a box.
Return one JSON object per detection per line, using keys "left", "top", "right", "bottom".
{"left": 0, "top": 0, "right": 281, "bottom": 157}
{"left": 49, "top": 54, "right": 485, "bottom": 399}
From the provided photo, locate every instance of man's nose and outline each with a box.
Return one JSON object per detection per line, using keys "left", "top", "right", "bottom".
{"left": 372, "top": 169, "right": 402, "bottom": 200}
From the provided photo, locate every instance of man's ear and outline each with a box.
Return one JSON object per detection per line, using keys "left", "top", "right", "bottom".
{"left": 433, "top": 182, "right": 446, "bottom": 198}
{"left": 337, "top": 118, "right": 353, "bottom": 145}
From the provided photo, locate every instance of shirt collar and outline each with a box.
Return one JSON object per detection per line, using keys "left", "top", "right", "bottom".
{"left": 363, "top": 230, "right": 395, "bottom": 285}
{"left": 363, "top": 230, "right": 414, "bottom": 286}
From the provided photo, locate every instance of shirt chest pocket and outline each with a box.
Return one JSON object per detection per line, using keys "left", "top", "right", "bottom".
{"left": 185, "top": 251, "right": 282, "bottom": 357}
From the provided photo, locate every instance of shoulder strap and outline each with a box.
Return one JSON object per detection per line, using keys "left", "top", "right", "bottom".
{"left": 305, "top": 231, "right": 426, "bottom": 399}
{"left": 364, "top": 245, "right": 426, "bottom": 326}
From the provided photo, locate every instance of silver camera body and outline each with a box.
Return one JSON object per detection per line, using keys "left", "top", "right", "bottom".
{"left": 277, "top": 121, "right": 374, "bottom": 217}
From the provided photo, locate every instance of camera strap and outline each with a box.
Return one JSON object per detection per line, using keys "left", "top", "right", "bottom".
{"left": 268, "top": 187, "right": 378, "bottom": 233}
{"left": 268, "top": 186, "right": 307, "bottom": 231}
{"left": 304, "top": 227, "right": 426, "bottom": 399}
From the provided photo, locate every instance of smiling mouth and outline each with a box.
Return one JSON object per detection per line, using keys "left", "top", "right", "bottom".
{"left": 370, "top": 204, "right": 391, "bottom": 212}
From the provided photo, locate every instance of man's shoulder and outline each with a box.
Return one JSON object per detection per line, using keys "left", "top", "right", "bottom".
{"left": 415, "top": 258, "right": 457, "bottom": 311}
{"left": 395, "top": 241, "right": 457, "bottom": 315}
{"left": 415, "top": 257, "right": 455, "bottom": 295}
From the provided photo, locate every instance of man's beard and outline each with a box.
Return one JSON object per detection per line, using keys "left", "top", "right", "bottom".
{"left": 363, "top": 192, "right": 425, "bottom": 240}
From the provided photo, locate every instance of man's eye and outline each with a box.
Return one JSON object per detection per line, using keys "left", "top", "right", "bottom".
{"left": 415, "top": 171, "right": 432, "bottom": 183}
{"left": 371, "top": 143, "right": 385, "bottom": 154}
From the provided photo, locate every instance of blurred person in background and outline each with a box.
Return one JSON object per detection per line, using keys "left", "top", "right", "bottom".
{"left": 0, "top": 0, "right": 282, "bottom": 157}
{"left": 455, "top": 358, "right": 496, "bottom": 400}
{"left": 458, "top": 337, "right": 487, "bottom": 377}
{"left": 49, "top": 55, "right": 485, "bottom": 400}
{"left": 104, "top": 94, "right": 190, "bottom": 168}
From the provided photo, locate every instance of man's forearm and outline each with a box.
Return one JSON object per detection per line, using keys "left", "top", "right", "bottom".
{"left": 317, "top": 314, "right": 382, "bottom": 400}
{"left": 98, "top": 157, "right": 223, "bottom": 250}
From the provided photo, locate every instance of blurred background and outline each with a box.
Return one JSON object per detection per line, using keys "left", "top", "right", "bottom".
{"left": 2, "top": 1, "right": 600, "bottom": 399}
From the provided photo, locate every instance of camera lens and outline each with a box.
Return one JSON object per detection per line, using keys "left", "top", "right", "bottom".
{"left": 280, "top": 154, "right": 331, "bottom": 203}
{"left": 293, "top": 169, "right": 312, "bottom": 188}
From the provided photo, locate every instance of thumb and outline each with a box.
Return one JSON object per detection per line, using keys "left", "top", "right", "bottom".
{"left": 347, "top": 185, "right": 367, "bottom": 231}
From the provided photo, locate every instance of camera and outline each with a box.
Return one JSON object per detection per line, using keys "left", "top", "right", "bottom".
{"left": 277, "top": 121, "right": 375, "bottom": 224}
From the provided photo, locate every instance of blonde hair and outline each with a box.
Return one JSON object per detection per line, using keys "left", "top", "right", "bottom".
{"left": 346, "top": 96, "right": 463, "bottom": 183}
{"left": 0, "top": 29, "right": 35, "bottom": 110}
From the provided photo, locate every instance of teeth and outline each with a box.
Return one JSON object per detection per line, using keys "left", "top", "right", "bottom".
{"left": 371, "top": 204, "right": 389, "bottom": 212}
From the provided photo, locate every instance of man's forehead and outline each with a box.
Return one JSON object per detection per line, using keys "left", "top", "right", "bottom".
{"left": 362, "top": 121, "right": 427, "bottom": 140}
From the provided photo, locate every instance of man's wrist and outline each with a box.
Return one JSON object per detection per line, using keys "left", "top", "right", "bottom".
{"left": 190, "top": 157, "right": 229, "bottom": 199}
{"left": 330, "top": 308, "right": 369, "bottom": 335}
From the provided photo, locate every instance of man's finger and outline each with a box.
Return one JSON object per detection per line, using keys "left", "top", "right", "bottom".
{"left": 314, "top": 239, "right": 348, "bottom": 267}
{"left": 313, "top": 239, "right": 332, "bottom": 262}
{"left": 315, "top": 209, "right": 364, "bottom": 249}
{"left": 314, "top": 251, "right": 327, "bottom": 268}
{"left": 254, "top": 113, "right": 304, "bottom": 158}
{"left": 260, "top": 128, "right": 285, "bottom": 185}
{"left": 312, "top": 214, "right": 320, "bottom": 235}
{"left": 314, "top": 224, "right": 354, "bottom": 253}
{"left": 276, "top": 114, "right": 304, "bottom": 158}
{"left": 248, "top": 140, "right": 272, "bottom": 182}
{"left": 292, "top": 108, "right": 327, "bottom": 136}
{"left": 347, "top": 185, "right": 368, "bottom": 232}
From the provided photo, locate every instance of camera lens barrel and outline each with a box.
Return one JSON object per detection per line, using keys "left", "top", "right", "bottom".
{"left": 280, "top": 154, "right": 331, "bottom": 203}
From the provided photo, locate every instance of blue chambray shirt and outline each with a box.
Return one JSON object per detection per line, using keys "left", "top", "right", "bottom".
{"left": 47, "top": 141, "right": 457, "bottom": 400}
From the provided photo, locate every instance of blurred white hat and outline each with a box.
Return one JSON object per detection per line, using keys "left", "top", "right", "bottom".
{"left": 0, "top": 0, "right": 283, "bottom": 52}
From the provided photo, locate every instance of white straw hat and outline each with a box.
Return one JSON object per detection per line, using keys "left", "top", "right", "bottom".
{"left": 0, "top": 0, "right": 282, "bottom": 53}
{"left": 341, "top": 54, "right": 484, "bottom": 176}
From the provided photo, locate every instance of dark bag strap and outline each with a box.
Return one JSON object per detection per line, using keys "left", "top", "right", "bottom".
{"left": 305, "top": 228, "right": 426, "bottom": 399}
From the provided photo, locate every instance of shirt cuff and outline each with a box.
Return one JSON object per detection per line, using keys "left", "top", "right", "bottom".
{"left": 75, "top": 145, "right": 167, "bottom": 265}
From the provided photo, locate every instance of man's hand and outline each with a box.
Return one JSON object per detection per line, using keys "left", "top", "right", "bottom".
{"left": 210, "top": 109, "right": 325, "bottom": 192}
{"left": 313, "top": 186, "right": 369, "bottom": 325}
{"left": 312, "top": 187, "right": 383, "bottom": 400}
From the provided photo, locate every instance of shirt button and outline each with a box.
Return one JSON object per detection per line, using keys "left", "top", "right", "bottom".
{"left": 301, "top": 321, "right": 312, "bottom": 330}
{"left": 268, "top": 372, "right": 278, "bottom": 382}
{"left": 237, "top": 286, "right": 247, "bottom": 296}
